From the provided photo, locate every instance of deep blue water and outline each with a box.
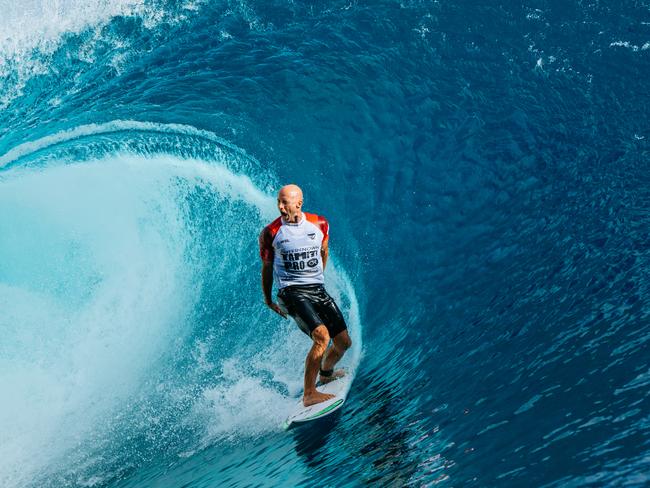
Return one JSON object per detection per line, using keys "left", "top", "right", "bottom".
{"left": 1, "top": 1, "right": 650, "bottom": 486}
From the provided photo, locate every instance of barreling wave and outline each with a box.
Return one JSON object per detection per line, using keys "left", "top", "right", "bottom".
{"left": 0, "top": 124, "right": 362, "bottom": 487}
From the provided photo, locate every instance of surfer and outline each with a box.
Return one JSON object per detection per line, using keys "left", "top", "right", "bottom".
{"left": 259, "top": 184, "right": 352, "bottom": 406}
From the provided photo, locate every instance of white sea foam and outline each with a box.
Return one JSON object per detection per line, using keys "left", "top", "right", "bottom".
{"left": 0, "top": 157, "right": 197, "bottom": 486}
{"left": 609, "top": 40, "right": 650, "bottom": 52}
{"left": 0, "top": 0, "right": 148, "bottom": 106}
{"left": 0, "top": 0, "right": 203, "bottom": 108}
{"left": 0, "top": 0, "right": 144, "bottom": 51}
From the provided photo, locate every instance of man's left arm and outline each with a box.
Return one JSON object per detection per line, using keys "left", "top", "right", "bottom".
{"left": 319, "top": 215, "right": 330, "bottom": 270}
{"left": 321, "top": 237, "right": 329, "bottom": 270}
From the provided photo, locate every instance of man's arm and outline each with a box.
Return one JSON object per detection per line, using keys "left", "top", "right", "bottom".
{"left": 261, "top": 261, "right": 287, "bottom": 318}
{"left": 261, "top": 261, "right": 275, "bottom": 305}
{"left": 259, "top": 225, "right": 286, "bottom": 318}
{"left": 321, "top": 238, "right": 329, "bottom": 270}
{"left": 318, "top": 215, "right": 329, "bottom": 270}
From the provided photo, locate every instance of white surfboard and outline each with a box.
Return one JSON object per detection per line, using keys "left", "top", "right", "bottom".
{"left": 283, "top": 372, "right": 353, "bottom": 429}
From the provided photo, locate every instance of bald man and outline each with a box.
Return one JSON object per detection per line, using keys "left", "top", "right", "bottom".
{"left": 259, "top": 184, "right": 352, "bottom": 406}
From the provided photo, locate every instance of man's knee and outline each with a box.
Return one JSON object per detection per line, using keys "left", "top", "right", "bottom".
{"left": 311, "top": 325, "right": 330, "bottom": 348}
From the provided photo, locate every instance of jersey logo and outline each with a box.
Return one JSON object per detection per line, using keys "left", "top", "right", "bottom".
{"left": 307, "top": 258, "right": 318, "bottom": 267}
{"left": 308, "top": 233, "right": 316, "bottom": 240}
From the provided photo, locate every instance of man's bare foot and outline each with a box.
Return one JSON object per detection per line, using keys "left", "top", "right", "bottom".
{"left": 319, "top": 368, "right": 346, "bottom": 385}
{"left": 303, "top": 391, "right": 335, "bottom": 407}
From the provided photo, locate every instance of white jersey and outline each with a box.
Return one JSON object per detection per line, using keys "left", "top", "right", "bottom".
{"left": 259, "top": 212, "right": 329, "bottom": 289}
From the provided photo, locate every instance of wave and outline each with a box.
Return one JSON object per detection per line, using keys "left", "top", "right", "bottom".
{"left": 0, "top": 128, "right": 362, "bottom": 487}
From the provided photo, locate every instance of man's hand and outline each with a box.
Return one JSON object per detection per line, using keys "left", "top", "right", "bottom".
{"left": 266, "top": 301, "right": 287, "bottom": 318}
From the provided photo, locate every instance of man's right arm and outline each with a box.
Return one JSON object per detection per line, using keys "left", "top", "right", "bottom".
{"left": 261, "top": 261, "right": 274, "bottom": 306}
{"left": 261, "top": 261, "right": 287, "bottom": 318}
{"left": 259, "top": 225, "right": 287, "bottom": 318}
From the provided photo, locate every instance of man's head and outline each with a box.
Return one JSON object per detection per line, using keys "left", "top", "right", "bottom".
{"left": 277, "top": 184, "right": 303, "bottom": 223}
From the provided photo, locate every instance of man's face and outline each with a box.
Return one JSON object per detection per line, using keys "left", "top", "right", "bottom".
{"left": 277, "top": 191, "right": 302, "bottom": 222}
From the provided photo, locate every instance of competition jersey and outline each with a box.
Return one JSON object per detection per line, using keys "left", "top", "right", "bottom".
{"left": 259, "top": 212, "right": 329, "bottom": 289}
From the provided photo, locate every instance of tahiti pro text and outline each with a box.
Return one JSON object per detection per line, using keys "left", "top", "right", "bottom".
{"left": 281, "top": 246, "right": 320, "bottom": 271}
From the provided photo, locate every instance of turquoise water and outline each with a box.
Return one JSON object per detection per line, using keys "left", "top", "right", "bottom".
{"left": 1, "top": 1, "right": 649, "bottom": 487}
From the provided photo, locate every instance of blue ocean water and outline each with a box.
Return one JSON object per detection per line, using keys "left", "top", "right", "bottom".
{"left": 1, "top": 1, "right": 649, "bottom": 486}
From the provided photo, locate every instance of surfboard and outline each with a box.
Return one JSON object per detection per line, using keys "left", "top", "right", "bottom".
{"left": 283, "top": 372, "right": 352, "bottom": 429}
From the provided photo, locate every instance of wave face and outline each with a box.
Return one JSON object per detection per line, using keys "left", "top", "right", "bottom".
{"left": 1, "top": 1, "right": 649, "bottom": 487}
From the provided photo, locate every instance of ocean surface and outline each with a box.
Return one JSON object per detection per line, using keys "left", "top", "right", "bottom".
{"left": 1, "top": 1, "right": 649, "bottom": 486}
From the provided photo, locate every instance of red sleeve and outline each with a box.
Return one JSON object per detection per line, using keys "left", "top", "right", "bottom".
{"left": 259, "top": 218, "right": 281, "bottom": 262}
{"left": 305, "top": 213, "right": 329, "bottom": 243}
{"left": 318, "top": 215, "right": 329, "bottom": 243}
{"left": 259, "top": 228, "right": 273, "bottom": 262}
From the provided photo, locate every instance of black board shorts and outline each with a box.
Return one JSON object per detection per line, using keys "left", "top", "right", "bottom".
{"left": 277, "top": 284, "right": 348, "bottom": 338}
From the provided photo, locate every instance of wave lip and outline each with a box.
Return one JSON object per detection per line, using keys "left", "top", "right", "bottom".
{"left": 0, "top": 120, "right": 261, "bottom": 169}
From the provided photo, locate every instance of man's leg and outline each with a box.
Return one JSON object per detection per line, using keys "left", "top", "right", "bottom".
{"left": 303, "top": 325, "right": 335, "bottom": 406}
{"left": 320, "top": 329, "right": 352, "bottom": 381}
